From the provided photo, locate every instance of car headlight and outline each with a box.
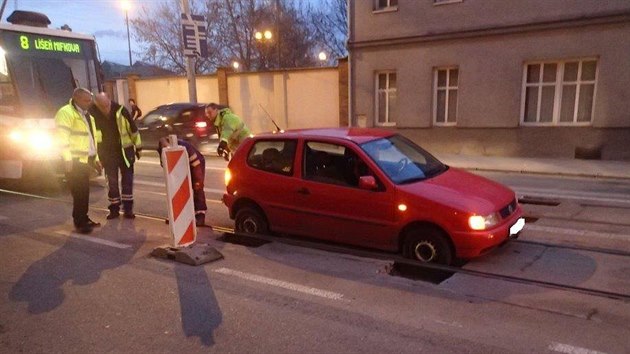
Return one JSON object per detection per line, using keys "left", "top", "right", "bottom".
{"left": 468, "top": 213, "right": 500, "bottom": 231}
{"left": 224, "top": 168, "right": 232, "bottom": 186}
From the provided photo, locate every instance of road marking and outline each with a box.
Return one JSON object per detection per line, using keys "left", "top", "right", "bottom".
{"left": 55, "top": 230, "right": 132, "bottom": 249}
{"left": 213, "top": 267, "right": 346, "bottom": 301}
{"left": 137, "top": 159, "right": 226, "bottom": 171}
{"left": 134, "top": 180, "right": 225, "bottom": 194}
{"left": 525, "top": 224, "right": 630, "bottom": 241}
{"left": 135, "top": 187, "right": 222, "bottom": 204}
{"left": 548, "top": 342, "right": 608, "bottom": 354}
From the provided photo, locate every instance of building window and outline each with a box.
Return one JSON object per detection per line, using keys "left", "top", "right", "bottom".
{"left": 375, "top": 71, "right": 397, "bottom": 126}
{"left": 433, "top": 67, "right": 458, "bottom": 125}
{"left": 522, "top": 59, "right": 597, "bottom": 125}
{"left": 374, "top": 0, "right": 398, "bottom": 12}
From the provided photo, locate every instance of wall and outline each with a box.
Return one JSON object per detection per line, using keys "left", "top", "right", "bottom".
{"left": 352, "top": 0, "right": 630, "bottom": 42}
{"left": 129, "top": 67, "right": 340, "bottom": 135}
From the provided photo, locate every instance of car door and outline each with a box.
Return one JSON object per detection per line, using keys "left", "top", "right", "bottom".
{"left": 240, "top": 139, "right": 303, "bottom": 234}
{"left": 292, "top": 140, "right": 397, "bottom": 249}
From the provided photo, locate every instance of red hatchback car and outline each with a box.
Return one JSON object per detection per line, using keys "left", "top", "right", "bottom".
{"left": 223, "top": 128, "right": 524, "bottom": 265}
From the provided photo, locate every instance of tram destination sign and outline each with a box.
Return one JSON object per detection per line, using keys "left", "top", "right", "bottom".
{"left": 1, "top": 31, "right": 87, "bottom": 58}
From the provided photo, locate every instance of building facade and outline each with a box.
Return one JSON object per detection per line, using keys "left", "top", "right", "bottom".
{"left": 348, "top": 0, "right": 630, "bottom": 160}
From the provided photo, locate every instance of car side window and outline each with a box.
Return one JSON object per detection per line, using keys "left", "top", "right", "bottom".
{"left": 247, "top": 140, "right": 296, "bottom": 176}
{"left": 138, "top": 110, "right": 165, "bottom": 127}
{"left": 303, "top": 141, "right": 375, "bottom": 188}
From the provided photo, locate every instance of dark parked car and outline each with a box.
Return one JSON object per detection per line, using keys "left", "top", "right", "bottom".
{"left": 136, "top": 103, "right": 216, "bottom": 150}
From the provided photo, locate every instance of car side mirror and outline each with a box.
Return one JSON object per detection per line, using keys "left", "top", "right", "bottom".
{"left": 358, "top": 175, "right": 378, "bottom": 191}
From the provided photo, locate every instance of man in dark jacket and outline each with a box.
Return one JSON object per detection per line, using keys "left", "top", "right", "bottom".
{"left": 157, "top": 137, "right": 207, "bottom": 226}
{"left": 91, "top": 93, "right": 142, "bottom": 219}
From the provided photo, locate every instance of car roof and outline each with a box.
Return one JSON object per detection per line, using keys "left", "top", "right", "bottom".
{"left": 154, "top": 103, "right": 207, "bottom": 110}
{"left": 254, "top": 127, "right": 396, "bottom": 144}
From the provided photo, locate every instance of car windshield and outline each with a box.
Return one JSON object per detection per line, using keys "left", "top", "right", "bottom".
{"left": 360, "top": 135, "right": 447, "bottom": 184}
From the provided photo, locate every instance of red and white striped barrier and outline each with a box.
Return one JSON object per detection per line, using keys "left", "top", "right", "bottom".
{"left": 162, "top": 135, "right": 196, "bottom": 247}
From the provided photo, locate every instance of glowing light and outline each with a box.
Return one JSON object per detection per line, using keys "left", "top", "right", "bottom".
{"left": 263, "top": 30, "right": 272, "bottom": 40}
{"left": 232, "top": 61, "right": 240, "bottom": 70}
{"left": 9, "top": 130, "right": 22, "bottom": 142}
{"left": 224, "top": 168, "right": 232, "bottom": 186}
{"left": 318, "top": 51, "right": 327, "bottom": 61}
{"left": 398, "top": 204, "right": 407, "bottom": 212}
{"left": 254, "top": 31, "right": 263, "bottom": 40}
{"left": 121, "top": 0, "right": 131, "bottom": 11}
{"left": 195, "top": 121, "right": 207, "bottom": 128}
{"left": 30, "top": 131, "right": 53, "bottom": 150}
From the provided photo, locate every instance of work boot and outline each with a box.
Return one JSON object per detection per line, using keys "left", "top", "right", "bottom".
{"left": 107, "top": 210, "right": 120, "bottom": 219}
{"left": 195, "top": 214, "right": 206, "bottom": 227}
{"left": 123, "top": 211, "right": 135, "bottom": 219}
{"left": 74, "top": 223, "right": 93, "bottom": 234}
{"left": 87, "top": 218, "right": 101, "bottom": 227}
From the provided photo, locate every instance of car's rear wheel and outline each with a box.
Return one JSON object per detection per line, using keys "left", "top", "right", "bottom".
{"left": 235, "top": 207, "right": 269, "bottom": 235}
{"left": 402, "top": 227, "right": 453, "bottom": 265}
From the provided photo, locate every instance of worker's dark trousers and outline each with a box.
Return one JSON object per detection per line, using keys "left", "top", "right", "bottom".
{"left": 67, "top": 159, "right": 91, "bottom": 227}
{"left": 104, "top": 161, "right": 134, "bottom": 213}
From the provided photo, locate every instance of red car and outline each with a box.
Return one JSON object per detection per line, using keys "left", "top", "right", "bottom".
{"left": 223, "top": 128, "right": 524, "bottom": 265}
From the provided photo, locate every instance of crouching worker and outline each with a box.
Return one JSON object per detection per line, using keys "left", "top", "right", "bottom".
{"left": 157, "top": 137, "right": 207, "bottom": 226}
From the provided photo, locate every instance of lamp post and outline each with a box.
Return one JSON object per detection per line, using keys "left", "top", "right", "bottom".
{"left": 121, "top": 0, "right": 132, "bottom": 67}
{"left": 254, "top": 29, "right": 273, "bottom": 69}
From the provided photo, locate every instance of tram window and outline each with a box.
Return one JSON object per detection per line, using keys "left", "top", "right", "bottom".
{"left": 0, "top": 55, "right": 17, "bottom": 114}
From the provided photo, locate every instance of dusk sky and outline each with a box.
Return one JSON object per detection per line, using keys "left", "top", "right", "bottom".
{"left": 2, "top": 0, "right": 159, "bottom": 65}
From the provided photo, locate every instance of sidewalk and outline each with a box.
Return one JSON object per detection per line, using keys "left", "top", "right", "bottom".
{"left": 435, "top": 153, "right": 630, "bottom": 180}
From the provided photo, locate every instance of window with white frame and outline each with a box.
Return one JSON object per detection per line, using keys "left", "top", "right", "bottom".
{"left": 433, "top": 67, "right": 458, "bottom": 125}
{"left": 374, "top": 0, "right": 398, "bottom": 11}
{"left": 375, "top": 71, "right": 397, "bottom": 126}
{"left": 522, "top": 59, "right": 597, "bottom": 125}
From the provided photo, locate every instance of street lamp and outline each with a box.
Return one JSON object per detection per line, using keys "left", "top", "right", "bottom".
{"left": 318, "top": 51, "right": 327, "bottom": 63}
{"left": 232, "top": 61, "right": 240, "bottom": 70}
{"left": 254, "top": 29, "right": 274, "bottom": 69}
{"left": 121, "top": 0, "right": 132, "bottom": 67}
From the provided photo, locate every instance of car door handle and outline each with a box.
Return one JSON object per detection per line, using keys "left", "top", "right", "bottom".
{"left": 297, "top": 187, "right": 310, "bottom": 195}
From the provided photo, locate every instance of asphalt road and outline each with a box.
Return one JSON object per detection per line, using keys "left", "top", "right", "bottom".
{"left": 1, "top": 155, "right": 630, "bottom": 353}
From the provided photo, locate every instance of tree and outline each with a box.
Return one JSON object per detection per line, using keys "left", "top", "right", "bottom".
{"left": 304, "top": 0, "right": 348, "bottom": 63}
{"left": 130, "top": 0, "right": 337, "bottom": 73}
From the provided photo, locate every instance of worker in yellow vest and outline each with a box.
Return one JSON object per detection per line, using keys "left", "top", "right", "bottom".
{"left": 55, "top": 88, "right": 102, "bottom": 234}
{"left": 205, "top": 103, "right": 251, "bottom": 160}
{"left": 91, "top": 93, "right": 142, "bottom": 219}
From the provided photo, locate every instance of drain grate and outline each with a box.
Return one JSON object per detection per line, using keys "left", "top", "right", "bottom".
{"left": 388, "top": 262, "right": 458, "bottom": 284}
{"left": 217, "top": 233, "right": 270, "bottom": 248}
{"left": 518, "top": 196, "right": 560, "bottom": 206}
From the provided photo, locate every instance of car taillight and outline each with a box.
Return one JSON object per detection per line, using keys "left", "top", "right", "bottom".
{"left": 195, "top": 121, "right": 208, "bottom": 129}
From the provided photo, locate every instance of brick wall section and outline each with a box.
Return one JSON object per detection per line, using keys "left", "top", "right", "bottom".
{"left": 338, "top": 58, "right": 349, "bottom": 127}
{"left": 217, "top": 67, "right": 229, "bottom": 106}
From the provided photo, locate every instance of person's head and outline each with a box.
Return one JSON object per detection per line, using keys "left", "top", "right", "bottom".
{"left": 72, "top": 88, "right": 93, "bottom": 110}
{"left": 205, "top": 102, "right": 225, "bottom": 121}
{"left": 94, "top": 92, "right": 111, "bottom": 114}
{"left": 158, "top": 136, "right": 171, "bottom": 149}
{"left": 129, "top": 98, "right": 136, "bottom": 105}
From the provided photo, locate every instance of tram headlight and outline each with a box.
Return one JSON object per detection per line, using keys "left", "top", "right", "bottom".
{"left": 29, "top": 130, "right": 53, "bottom": 150}
{"left": 9, "top": 129, "right": 23, "bottom": 142}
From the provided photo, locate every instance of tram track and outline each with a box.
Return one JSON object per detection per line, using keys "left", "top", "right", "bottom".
{"left": 3, "top": 187, "right": 630, "bottom": 302}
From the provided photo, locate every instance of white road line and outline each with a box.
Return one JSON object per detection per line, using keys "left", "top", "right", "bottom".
{"left": 213, "top": 267, "right": 346, "bottom": 301}
{"left": 526, "top": 224, "right": 630, "bottom": 241}
{"left": 55, "top": 230, "right": 132, "bottom": 249}
{"left": 134, "top": 180, "right": 225, "bottom": 194}
{"left": 548, "top": 342, "right": 608, "bottom": 354}
{"left": 137, "top": 159, "right": 226, "bottom": 171}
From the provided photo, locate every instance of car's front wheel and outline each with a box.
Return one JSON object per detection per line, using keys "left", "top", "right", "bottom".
{"left": 235, "top": 207, "right": 269, "bottom": 235}
{"left": 402, "top": 227, "right": 453, "bottom": 265}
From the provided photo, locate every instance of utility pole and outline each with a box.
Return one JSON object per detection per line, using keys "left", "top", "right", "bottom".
{"left": 180, "top": 0, "right": 197, "bottom": 103}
